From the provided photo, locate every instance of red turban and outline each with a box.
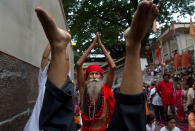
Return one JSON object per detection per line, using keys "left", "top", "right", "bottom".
{"left": 85, "top": 64, "right": 103, "bottom": 80}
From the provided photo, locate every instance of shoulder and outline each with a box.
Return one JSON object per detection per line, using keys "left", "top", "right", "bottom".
{"left": 150, "top": 88, "right": 156, "bottom": 95}
{"left": 103, "top": 83, "right": 111, "bottom": 89}
{"left": 146, "top": 124, "right": 150, "bottom": 130}
{"left": 159, "top": 81, "right": 163, "bottom": 84}
{"left": 169, "top": 81, "right": 173, "bottom": 85}
{"left": 158, "top": 81, "right": 164, "bottom": 85}
{"left": 160, "top": 126, "right": 166, "bottom": 131}
{"left": 151, "top": 88, "right": 156, "bottom": 92}
{"left": 189, "top": 88, "right": 194, "bottom": 92}
{"left": 174, "top": 127, "right": 180, "bottom": 131}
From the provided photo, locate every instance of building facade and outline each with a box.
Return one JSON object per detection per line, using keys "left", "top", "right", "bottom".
{"left": 150, "top": 23, "right": 195, "bottom": 74}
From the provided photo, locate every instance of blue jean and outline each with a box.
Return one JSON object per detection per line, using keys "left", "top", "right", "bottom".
{"left": 152, "top": 104, "right": 165, "bottom": 122}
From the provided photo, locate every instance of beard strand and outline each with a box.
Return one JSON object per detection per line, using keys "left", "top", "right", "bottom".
{"left": 85, "top": 78, "right": 103, "bottom": 99}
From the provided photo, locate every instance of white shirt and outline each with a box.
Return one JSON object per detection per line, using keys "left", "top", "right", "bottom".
{"left": 146, "top": 123, "right": 156, "bottom": 131}
{"left": 150, "top": 88, "right": 162, "bottom": 106}
{"left": 24, "top": 64, "right": 49, "bottom": 131}
{"left": 160, "top": 126, "right": 180, "bottom": 131}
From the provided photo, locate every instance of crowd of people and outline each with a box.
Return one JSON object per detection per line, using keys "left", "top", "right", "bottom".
{"left": 143, "top": 71, "right": 195, "bottom": 130}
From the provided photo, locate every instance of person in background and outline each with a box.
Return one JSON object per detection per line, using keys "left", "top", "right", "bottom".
{"left": 143, "top": 83, "right": 150, "bottom": 116}
{"left": 188, "top": 103, "right": 195, "bottom": 131}
{"left": 146, "top": 113, "right": 156, "bottom": 131}
{"left": 24, "top": 44, "right": 51, "bottom": 131}
{"left": 156, "top": 73, "right": 175, "bottom": 121}
{"left": 175, "top": 83, "right": 185, "bottom": 122}
{"left": 160, "top": 115, "right": 180, "bottom": 131}
{"left": 182, "top": 82, "right": 194, "bottom": 114}
{"left": 150, "top": 81, "right": 165, "bottom": 124}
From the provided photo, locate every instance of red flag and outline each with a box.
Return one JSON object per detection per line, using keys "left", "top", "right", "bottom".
{"left": 156, "top": 46, "right": 163, "bottom": 69}
{"left": 156, "top": 46, "right": 160, "bottom": 58}
{"left": 174, "top": 53, "right": 181, "bottom": 69}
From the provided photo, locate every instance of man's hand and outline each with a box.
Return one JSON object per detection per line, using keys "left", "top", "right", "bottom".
{"left": 91, "top": 34, "right": 98, "bottom": 48}
{"left": 96, "top": 32, "right": 103, "bottom": 48}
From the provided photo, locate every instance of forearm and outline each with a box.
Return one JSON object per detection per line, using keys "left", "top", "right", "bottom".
{"left": 99, "top": 44, "right": 116, "bottom": 69}
{"left": 76, "top": 43, "right": 95, "bottom": 66}
{"left": 97, "top": 33, "right": 116, "bottom": 87}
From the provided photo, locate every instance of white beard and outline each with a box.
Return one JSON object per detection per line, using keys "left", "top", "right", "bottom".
{"left": 85, "top": 78, "right": 103, "bottom": 99}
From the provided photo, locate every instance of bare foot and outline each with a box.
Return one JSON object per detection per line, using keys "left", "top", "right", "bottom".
{"left": 35, "top": 7, "right": 71, "bottom": 47}
{"left": 124, "top": 0, "right": 158, "bottom": 44}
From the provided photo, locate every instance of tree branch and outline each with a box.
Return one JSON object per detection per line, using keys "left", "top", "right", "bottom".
{"left": 131, "top": 0, "right": 138, "bottom": 10}
{"left": 153, "top": 0, "right": 159, "bottom": 5}
{"left": 95, "top": 13, "right": 127, "bottom": 29}
{"left": 118, "top": 9, "right": 132, "bottom": 26}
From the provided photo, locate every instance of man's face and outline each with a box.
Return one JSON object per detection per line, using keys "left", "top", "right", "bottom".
{"left": 167, "top": 119, "right": 176, "bottom": 130}
{"left": 85, "top": 72, "right": 103, "bottom": 99}
{"left": 88, "top": 71, "right": 101, "bottom": 79}
{"left": 183, "top": 74, "right": 188, "bottom": 80}
{"left": 163, "top": 75, "right": 169, "bottom": 82}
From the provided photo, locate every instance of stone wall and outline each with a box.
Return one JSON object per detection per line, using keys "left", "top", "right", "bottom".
{"left": 0, "top": 52, "right": 39, "bottom": 130}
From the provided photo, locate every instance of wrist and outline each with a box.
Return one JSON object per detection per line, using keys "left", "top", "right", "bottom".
{"left": 98, "top": 44, "right": 104, "bottom": 48}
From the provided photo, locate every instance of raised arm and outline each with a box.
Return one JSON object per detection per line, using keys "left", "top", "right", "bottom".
{"left": 41, "top": 44, "right": 50, "bottom": 71}
{"left": 76, "top": 35, "right": 98, "bottom": 91}
{"left": 97, "top": 32, "right": 116, "bottom": 88}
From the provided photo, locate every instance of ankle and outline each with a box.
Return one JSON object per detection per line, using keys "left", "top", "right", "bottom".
{"left": 125, "top": 41, "right": 141, "bottom": 53}
{"left": 51, "top": 41, "right": 67, "bottom": 52}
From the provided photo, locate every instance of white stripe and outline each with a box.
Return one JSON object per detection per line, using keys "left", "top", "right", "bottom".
{"left": 0, "top": 108, "right": 30, "bottom": 126}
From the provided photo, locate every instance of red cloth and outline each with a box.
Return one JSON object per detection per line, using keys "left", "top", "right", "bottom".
{"left": 193, "top": 82, "right": 195, "bottom": 90}
{"left": 81, "top": 84, "right": 115, "bottom": 131}
{"left": 156, "top": 46, "right": 163, "bottom": 70}
{"left": 156, "top": 81, "right": 175, "bottom": 107}
{"left": 156, "top": 47, "right": 160, "bottom": 58}
{"left": 175, "top": 90, "right": 186, "bottom": 122}
{"left": 85, "top": 64, "right": 103, "bottom": 80}
{"left": 81, "top": 124, "right": 107, "bottom": 131}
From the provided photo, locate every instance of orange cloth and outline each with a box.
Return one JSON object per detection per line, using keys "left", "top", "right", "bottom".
{"left": 174, "top": 53, "right": 181, "bottom": 69}
{"left": 181, "top": 52, "right": 190, "bottom": 68}
{"left": 145, "top": 101, "right": 149, "bottom": 115}
{"left": 190, "top": 17, "right": 195, "bottom": 39}
{"left": 74, "top": 117, "right": 80, "bottom": 124}
{"left": 81, "top": 84, "right": 115, "bottom": 131}
{"left": 188, "top": 112, "right": 195, "bottom": 131}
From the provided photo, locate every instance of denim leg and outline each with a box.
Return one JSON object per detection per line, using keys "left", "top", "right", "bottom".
{"left": 153, "top": 105, "right": 160, "bottom": 122}
{"left": 159, "top": 106, "right": 165, "bottom": 122}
